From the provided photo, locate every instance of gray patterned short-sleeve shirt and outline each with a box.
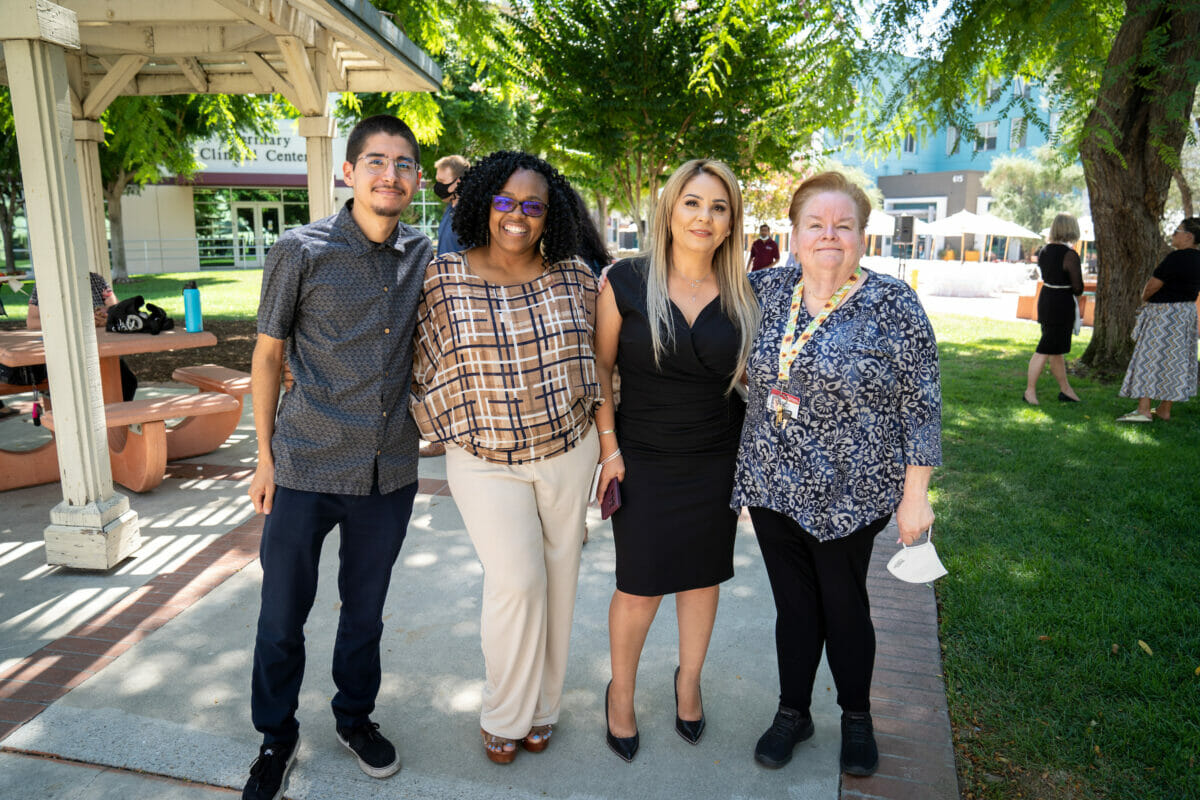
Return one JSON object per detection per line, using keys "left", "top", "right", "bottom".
{"left": 257, "top": 202, "right": 434, "bottom": 495}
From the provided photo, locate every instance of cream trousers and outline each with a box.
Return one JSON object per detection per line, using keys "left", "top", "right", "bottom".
{"left": 445, "top": 427, "right": 599, "bottom": 739}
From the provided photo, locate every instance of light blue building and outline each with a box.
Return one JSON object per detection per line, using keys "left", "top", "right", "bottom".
{"left": 830, "top": 69, "right": 1062, "bottom": 258}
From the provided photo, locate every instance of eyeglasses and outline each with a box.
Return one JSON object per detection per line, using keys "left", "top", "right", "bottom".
{"left": 491, "top": 195, "right": 547, "bottom": 217}
{"left": 358, "top": 155, "right": 417, "bottom": 176}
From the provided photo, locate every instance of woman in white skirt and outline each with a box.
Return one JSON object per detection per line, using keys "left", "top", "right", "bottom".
{"left": 1116, "top": 217, "right": 1200, "bottom": 422}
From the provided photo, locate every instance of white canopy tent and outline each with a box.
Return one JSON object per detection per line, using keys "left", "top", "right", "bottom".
{"left": 1, "top": 0, "right": 440, "bottom": 568}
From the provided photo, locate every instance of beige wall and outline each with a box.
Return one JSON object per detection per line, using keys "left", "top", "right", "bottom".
{"left": 119, "top": 186, "right": 198, "bottom": 274}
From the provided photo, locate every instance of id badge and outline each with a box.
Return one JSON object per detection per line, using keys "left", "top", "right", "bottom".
{"left": 768, "top": 388, "right": 800, "bottom": 423}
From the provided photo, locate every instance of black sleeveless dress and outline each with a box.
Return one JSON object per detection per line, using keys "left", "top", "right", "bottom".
{"left": 1036, "top": 243, "right": 1079, "bottom": 355}
{"left": 608, "top": 258, "right": 745, "bottom": 596}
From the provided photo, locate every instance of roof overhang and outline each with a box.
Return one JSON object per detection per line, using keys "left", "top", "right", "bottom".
{"left": 0, "top": 0, "right": 442, "bottom": 115}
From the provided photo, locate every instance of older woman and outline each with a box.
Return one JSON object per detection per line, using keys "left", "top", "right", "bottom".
{"left": 731, "top": 172, "right": 941, "bottom": 776}
{"left": 411, "top": 151, "right": 600, "bottom": 763}
{"left": 595, "top": 159, "right": 759, "bottom": 761}
{"left": 1024, "top": 213, "right": 1083, "bottom": 405}
{"left": 1116, "top": 217, "right": 1200, "bottom": 422}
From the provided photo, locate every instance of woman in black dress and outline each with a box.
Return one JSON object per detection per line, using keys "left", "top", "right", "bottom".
{"left": 593, "top": 159, "right": 759, "bottom": 761}
{"left": 1024, "top": 213, "right": 1083, "bottom": 405}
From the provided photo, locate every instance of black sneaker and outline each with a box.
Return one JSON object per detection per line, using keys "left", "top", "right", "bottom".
{"left": 242, "top": 737, "right": 298, "bottom": 800}
{"left": 840, "top": 711, "right": 879, "bottom": 776}
{"left": 754, "top": 705, "right": 815, "bottom": 768}
{"left": 336, "top": 720, "right": 401, "bottom": 778}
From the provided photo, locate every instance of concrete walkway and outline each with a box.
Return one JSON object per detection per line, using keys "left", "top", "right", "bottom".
{"left": 0, "top": 371, "right": 962, "bottom": 799}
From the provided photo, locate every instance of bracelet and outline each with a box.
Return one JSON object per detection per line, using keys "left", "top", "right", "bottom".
{"left": 598, "top": 429, "right": 617, "bottom": 436}
{"left": 599, "top": 448, "right": 622, "bottom": 466}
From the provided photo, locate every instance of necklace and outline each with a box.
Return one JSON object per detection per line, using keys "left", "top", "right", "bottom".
{"left": 678, "top": 271, "right": 711, "bottom": 303}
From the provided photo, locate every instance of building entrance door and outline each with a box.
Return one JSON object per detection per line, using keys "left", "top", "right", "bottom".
{"left": 233, "top": 203, "right": 284, "bottom": 267}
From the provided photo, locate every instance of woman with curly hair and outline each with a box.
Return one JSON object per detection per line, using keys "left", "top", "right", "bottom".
{"left": 594, "top": 159, "right": 759, "bottom": 761}
{"left": 410, "top": 151, "right": 600, "bottom": 764}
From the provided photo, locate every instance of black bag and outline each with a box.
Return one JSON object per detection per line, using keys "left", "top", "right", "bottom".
{"left": 106, "top": 296, "right": 175, "bottom": 335}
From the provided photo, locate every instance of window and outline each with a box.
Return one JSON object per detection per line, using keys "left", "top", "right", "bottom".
{"left": 975, "top": 121, "right": 998, "bottom": 151}
{"left": 1049, "top": 111, "right": 1062, "bottom": 141}
{"left": 903, "top": 133, "right": 917, "bottom": 154}
{"left": 1012, "top": 77, "right": 1030, "bottom": 99}
{"left": 1010, "top": 117, "right": 1027, "bottom": 149}
{"left": 985, "top": 77, "right": 1000, "bottom": 101}
{"left": 946, "top": 126, "right": 959, "bottom": 156}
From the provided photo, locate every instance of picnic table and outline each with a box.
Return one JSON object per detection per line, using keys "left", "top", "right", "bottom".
{"left": 0, "top": 329, "right": 249, "bottom": 492}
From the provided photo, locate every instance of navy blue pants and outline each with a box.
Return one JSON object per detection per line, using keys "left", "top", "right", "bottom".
{"left": 749, "top": 508, "right": 888, "bottom": 715}
{"left": 250, "top": 481, "right": 417, "bottom": 745}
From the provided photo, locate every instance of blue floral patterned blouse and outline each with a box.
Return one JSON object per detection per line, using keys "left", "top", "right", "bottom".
{"left": 731, "top": 266, "right": 942, "bottom": 541}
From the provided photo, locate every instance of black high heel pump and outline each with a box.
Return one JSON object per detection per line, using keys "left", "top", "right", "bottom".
{"left": 605, "top": 681, "right": 639, "bottom": 762}
{"left": 674, "top": 666, "right": 706, "bottom": 745}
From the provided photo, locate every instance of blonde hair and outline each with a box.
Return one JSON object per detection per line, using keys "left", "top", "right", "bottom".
{"left": 433, "top": 154, "right": 470, "bottom": 178}
{"left": 788, "top": 171, "right": 872, "bottom": 230}
{"left": 644, "top": 159, "right": 759, "bottom": 393}
{"left": 1048, "top": 213, "right": 1080, "bottom": 244}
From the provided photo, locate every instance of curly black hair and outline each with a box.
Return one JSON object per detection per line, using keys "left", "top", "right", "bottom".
{"left": 451, "top": 150, "right": 581, "bottom": 265}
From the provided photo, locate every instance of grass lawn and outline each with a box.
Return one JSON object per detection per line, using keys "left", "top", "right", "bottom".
{"left": 930, "top": 313, "right": 1200, "bottom": 800}
{"left": 0, "top": 270, "right": 263, "bottom": 325}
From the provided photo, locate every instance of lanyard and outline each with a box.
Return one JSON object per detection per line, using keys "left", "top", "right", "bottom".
{"left": 776, "top": 266, "right": 862, "bottom": 383}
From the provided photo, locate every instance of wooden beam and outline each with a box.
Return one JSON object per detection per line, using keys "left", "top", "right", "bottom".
{"left": 7, "top": 0, "right": 80, "bottom": 49}
{"left": 175, "top": 57, "right": 208, "bottom": 92}
{"left": 209, "top": 0, "right": 316, "bottom": 44}
{"left": 242, "top": 52, "right": 300, "bottom": 106}
{"left": 275, "top": 35, "right": 322, "bottom": 115}
{"left": 80, "top": 22, "right": 264, "bottom": 54}
{"left": 71, "top": 0, "right": 243, "bottom": 24}
{"left": 82, "top": 53, "right": 146, "bottom": 119}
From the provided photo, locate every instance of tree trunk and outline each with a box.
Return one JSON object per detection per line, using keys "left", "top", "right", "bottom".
{"left": 105, "top": 179, "right": 129, "bottom": 282}
{"left": 0, "top": 194, "right": 14, "bottom": 275}
{"left": 1079, "top": 2, "right": 1200, "bottom": 375}
{"left": 1176, "top": 168, "right": 1194, "bottom": 217}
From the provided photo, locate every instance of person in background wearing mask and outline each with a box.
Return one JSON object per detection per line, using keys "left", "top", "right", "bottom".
{"left": 420, "top": 154, "right": 472, "bottom": 457}
{"left": 434, "top": 155, "right": 470, "bottom": 257}
{"left": 747, "top": 224, "right": 780, "bottom": 272}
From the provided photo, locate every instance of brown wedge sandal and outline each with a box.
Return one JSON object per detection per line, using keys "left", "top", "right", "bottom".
{"left": 522, "top": 724, "right": 553, "bottom": 753}
{"left": 481, "top": 728, "right": 518, "bottom": 764}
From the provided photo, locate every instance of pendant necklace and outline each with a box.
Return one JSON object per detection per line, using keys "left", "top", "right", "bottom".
{"left": 683, "top": 273, "right": 708, "bottom": 303}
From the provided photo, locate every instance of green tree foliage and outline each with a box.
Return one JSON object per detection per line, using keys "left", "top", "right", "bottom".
{"left": 100, "top": 95, "right": 279, "bottom": 280}
{"left": 982, "top": 146, "right": 1086, "bottom": 234}
{"left": 340, "top": 0, "right": 514, "bottom": 156}
{"left": 0, "top": 88, "right": 23, "bottom": 275}
{"left": 505, "top": 0, "right": 861, "bottom": 232}
{"left": 867, "top": 0, "right": 1200, "bottom": 373}
{"left": 743, "top": 159, "right": 881, "bottom": 224}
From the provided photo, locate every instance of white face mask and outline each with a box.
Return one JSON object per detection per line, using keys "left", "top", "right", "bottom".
{"left": 759, "top": 233, "right": 770, "bottom": 240}
{"left": 886, "top": 526, "right": 947, "bottom": 583}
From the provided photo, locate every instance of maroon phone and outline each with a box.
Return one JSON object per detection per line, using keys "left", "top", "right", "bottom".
{"left": 600, "top": 479, "right": 622, "bottom": 520}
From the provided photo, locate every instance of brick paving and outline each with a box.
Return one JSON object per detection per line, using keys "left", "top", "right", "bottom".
{"left": 0, "top": 466, "right": 959, "bottom": 799}
{"left": 840, "top": 542, "right": 959, "bottom": 799}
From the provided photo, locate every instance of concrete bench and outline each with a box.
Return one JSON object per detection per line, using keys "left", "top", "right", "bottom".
{"left": 170, "top": 365, "right": 252, "bottom": 460}
{"left": 44, "top": 392, "right": 241, "bottom": 492}
{"left": 1, "top": 379, "right": 47, "bottom": 396}
{"left": 171, "top": 364, "right": 251, "bottom": 396}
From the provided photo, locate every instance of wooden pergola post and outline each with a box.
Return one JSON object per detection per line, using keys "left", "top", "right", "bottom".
{"left": 4, "top": 0, "right": 140, "bottom": 569}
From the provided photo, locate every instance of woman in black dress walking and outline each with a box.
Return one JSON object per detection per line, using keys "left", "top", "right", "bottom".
{"left": 593, "top": 159, "right": 759, "bottom": 761}
{"left": 1024, "top": 213, "right": 1083, "bottom": 405}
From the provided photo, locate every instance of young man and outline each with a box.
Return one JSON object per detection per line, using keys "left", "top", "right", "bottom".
{"left": 241, "top": 115, "right": 433, "bottom": 800}
{"left": 747, "top": 223, "right": 780, "bottom": 272}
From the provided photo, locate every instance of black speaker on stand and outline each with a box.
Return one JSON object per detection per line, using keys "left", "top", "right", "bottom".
{"left": 893, "top": 214, "right": 915, "bottom": 281}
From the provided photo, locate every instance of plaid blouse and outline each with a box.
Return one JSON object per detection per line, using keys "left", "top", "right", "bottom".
{"left": 411, "top": 251, "right": 600, "bottom": 464}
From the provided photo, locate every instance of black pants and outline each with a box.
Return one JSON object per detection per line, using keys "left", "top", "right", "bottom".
{"left": 251, "top": 480, "right": 417, "bottom": 745}
{"left": 750, "top": 508, "right": 888, "bottom": 715}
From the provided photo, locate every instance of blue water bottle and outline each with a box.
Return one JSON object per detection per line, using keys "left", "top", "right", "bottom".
{"left": 183, "top": 280, "right": 203, "bottom": 332}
